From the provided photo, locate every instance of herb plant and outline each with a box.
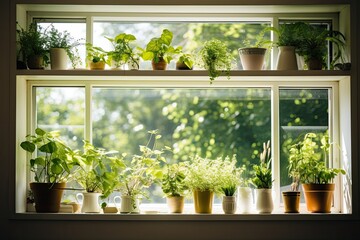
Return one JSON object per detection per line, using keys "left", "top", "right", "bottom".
{"left": 161, "top": 162, "right": 188, "bottom": 197}
{"left": 251, "top": 140, "right": 273, "bottom": 189}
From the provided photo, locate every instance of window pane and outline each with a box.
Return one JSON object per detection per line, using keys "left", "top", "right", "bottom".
{"left": 92, "top": 88, "right": 271, "bottom": 203}
{"left": 279, "top": 88, "right": 329, "bottom": 202}
{"left": 93, "top": 21, "right": 271, "bottom": 70}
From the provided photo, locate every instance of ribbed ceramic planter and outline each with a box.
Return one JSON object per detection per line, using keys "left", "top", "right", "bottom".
{"left": 222, "top": 196, "right": 237, "bottom": 214}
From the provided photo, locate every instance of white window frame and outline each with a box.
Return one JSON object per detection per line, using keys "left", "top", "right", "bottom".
{"left": 14, "top": 4, "right": 352, "bottom": 219}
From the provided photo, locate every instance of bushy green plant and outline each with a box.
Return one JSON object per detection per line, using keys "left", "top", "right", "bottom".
{"left": 219, "top": 155, "right": 243, "bottom": 196}
{"left": 266, "top": 22, "right": 307, "bottom": 48}
{"left": 198, "top": 39, "right": 234, "bottom": 83}
{"left": 20, "top": 128, "right": 77, "bottom": 184}
{"left": 251, "top": 140, "right": 273, "bottom": 189}
{"left": 73, "top": 141, "right": 125, "bottom": 199}
{"left": 16, "top": 22, "right": 49, "bottom": 67}
{"left": 177, "top": 51, "right": 194, "bottom": 69}
{"left": 139, "top": 29, "right": 182, "bottom": 64}
{"left": 86, "top": 42, "right": 108, "bottom": 64}
{"left": 105, "top": 33, "right": 139, "bottom": 69}
{"left": 46, "top": 24, "right": 82, "bottom": 68}
{"left": 296, "top": 23, "right": 346, "bottom": 69}
{"left": 289, "top": 132, "right": 346, "bottom": 185}
{"left": 161, "top": 162, "right": 189, "bottom": 197}
{"left": 117, "top": 130, "right": 167, "bottom": 202}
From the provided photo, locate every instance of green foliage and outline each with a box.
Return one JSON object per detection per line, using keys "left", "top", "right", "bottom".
{"left": 198, "top": 39, "right": 234, "bottom": 83}
{"left": 251, "top": 141, "right": 273, "bottom": 189}
{"left": 20, "top": 128, "right": 77, "bottom": 183}
{"left": 296, "top": 23, "right": 346, "bottom": 69}
{"left": 218, "top": 156, "right": 243, "bottom": 196}
{"left": 177, "top": 52, "right": 194, "bottom": 69}
{"left": 46, "top": 24, "right": 82, "bottom": 68}
{"left": 16, "top": 22, "right": 49, "bottom": 66}
{"left": 184, "top": 155, "right": 237, "bottom": 194}
{"left": 117, "top": 130, "right": 167, "bottom": 200}
{"left": 73, "top": 141, "right": 125, "bottom": 199}
{"left": 161, "top": 162, "right": 188, "bottom": 197}
{"left": 105, "top": 33, "right": 139, "bottom": 69}
{"left": 139, "top": 29, "right": 182, "bottom": 63}
{"left": 266, "top": 22, "right": 307, "bottom": 47}
{"left": 289, "top": 132, "right": 346, "bottom": 184}
{"left": 86, "top": 42, "right": 108, "bottom": 64}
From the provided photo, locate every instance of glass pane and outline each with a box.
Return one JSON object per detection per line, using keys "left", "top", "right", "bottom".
{"left": 279, "top": 88, "right": 329, "bottom": 202}
{"left": 92, "top": 88, "right": 271, "bottom": 204}
{"left": 93, "top": 21, "right": 271, "bottom": 70}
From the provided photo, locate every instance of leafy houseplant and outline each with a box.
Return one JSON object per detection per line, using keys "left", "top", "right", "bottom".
{"left": 176, "top": 51, "right": 194, "bottom": 70}
{"left": 184, "top": 155, "right": 228, "bottom": 213}
{"left": 105, "top": 33, "right": 139, "bottom": 69}
{"left": 86, "top": 43, "right": 108, "bottom": 70}
{"left": 116, "top": 130, "right": 166, "bottom": 213}
{"left": 290, "top": 132, "right": 346, "bottom": 213}
{"left": 161, "top": 162, "right": 189, "bottom": 213}
{"left": 251, "top": 140, "right": 274, "bottom": 213}
{"left": 46, "top": 24, "right": 82, "bottom": 69}
{"left": 16, "top": 22, "right": 49, "bottom": 69}
{"left": 139, "top": 29, "right": 182, "bottom": 70}
{"left": 20, "top": 128, "right": 77, "bottom": 212}
{"left": 199, "top": 39, "right": 233, "bottom": 83}
{"left": 296, "top": 23, "right": 346, "bottom": 70}
{"left": 73, "top": 140, "right": 125, "bottom": 213}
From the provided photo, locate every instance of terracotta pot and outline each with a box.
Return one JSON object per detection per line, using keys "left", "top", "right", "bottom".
{"left": 193, "top": 190, "right": 214, "bottom": 214}
{"left": 282, "top": 191, "right": 300, "bottom": 213}
{"left": 222, "top": 196, "right": 237, "bottom": 214}
{"left": 50, "top": 48, "right": 68, "bottom": 70}
{"left": 276, "top": 46, "right": 298, "bottom": 70}
{"left": 166, "top": 196, "right": 185, "bottom": 213}
{"left": 238, "top": 47, "right": 267, "bottom": 70}
{"left": 89, "top": 61, "right": 106, "bottom": 70}
{"left": 30, "top": 182, "right": 66, "bottom": 213}
{"left": 176, "top": 61, "right": 192, "bottom": 70}
{"left": 27, "top": 55, "right": 44, "bottom": 69}
{"left": 302, "top": 183, "right": 335, "bottom": 213}
{"left": 152, "top": 58, "right": 167, "bottom": 70}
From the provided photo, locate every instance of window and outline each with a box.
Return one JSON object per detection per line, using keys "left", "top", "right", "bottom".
{"left": 15, "top": 4, "right": 352, "bottom": 217}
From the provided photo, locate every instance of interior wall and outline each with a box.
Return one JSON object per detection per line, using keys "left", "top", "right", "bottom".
{"left": 2, "top": 0, "right": 359, "bottom": 239}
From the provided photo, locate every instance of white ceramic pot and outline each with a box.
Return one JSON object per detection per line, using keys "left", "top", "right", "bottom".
{"left": 255, "top": 188, "right": 274, "bottom": 214}
{"left": 50, "top": 48, "right": 68, "bottom": 70}
{"left": 114, "top": 195, "right": 140, "bottom": 213}
{"left": 76, "top": 192, "right": 101, "bottom": 213}
{"left": 238, "top": 47, "right": 267, "bottom": 70}
{"left": 222, "top": 196, "right": 237, "bottom": 214}
{"left": 276, "top": 46, "right": 298, "bottom": 70}
{"left": 237, "top": 187, "right": 253, "bottom": 214}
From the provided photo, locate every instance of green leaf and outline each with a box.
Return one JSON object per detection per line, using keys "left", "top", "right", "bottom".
{"left": 35, "top": 128, "right": 46, "bottom": 136}
{"left": 39, "top": 141, "right": 57, "bottom": 153}
{"left": 20, "top": 141, "right": 35, "bottom": 153}
{"left": 51, "top": 163, "right": 64, "bottom": 175}
{"left": 160, "top": 29, "right": 173, "bottom": 46}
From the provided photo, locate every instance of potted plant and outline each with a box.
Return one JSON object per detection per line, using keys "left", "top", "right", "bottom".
{"left": 73, "top": 140, "right": 125, "bottom": 213}
{"left": 291, "top": 132, "right": 346, "bottom": 213}
{"left": 296, "top": 23, "right": 346, "bottom": 70}
{"left": 219, "top": 156, "right": 242, "bottom": 214}
{"left": 16, "top": 22, "right": 49, "bottom": 69}
{"left": 250, "top": 140, "right": 274, "bottom": 214}
{"left": 86, "top": 43, "right": 108, "bottom": 70}
{"left": 161, "top": 162, "right": 189, "bottom": 213}
{"left": 184, "top": 156, "right": 226, "bottom": 214}
{"left": 139, "top": 29, "right": 182, "bottom": 70}
{"left": 266, "top": 22, "right": 307, "bottom": 70}
{"left": 20, "top": 128, "right": 77, "bottom": 213}
{"left": 238, "top": 30, "right": 271, "bottom": 70}
{"left": 116, "top": 130, "right": 165, "bottom": 213}
{"left": 198, "top": 39, "right": 234, "bottom": 84}
{"left": 105, "top": 32, "right": 139, "bottom": 70}
{"left": 176, "top": 51, "right": 194, "bottom": 70}
{"left": 46, "top": 24, "right": 82, "bottom": 69}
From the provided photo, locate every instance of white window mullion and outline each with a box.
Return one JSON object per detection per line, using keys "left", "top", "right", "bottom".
{"left": 85, "top": 83, "right": 92, "bottom": 143}
{"left": 271, "top": 83, "right": 280, "bottom": 209}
